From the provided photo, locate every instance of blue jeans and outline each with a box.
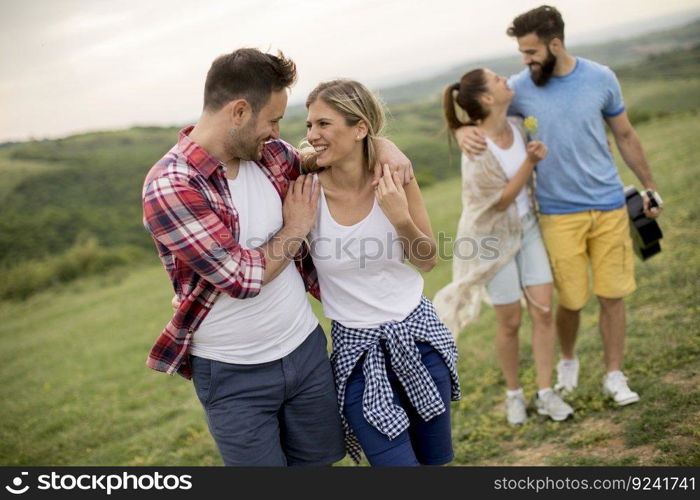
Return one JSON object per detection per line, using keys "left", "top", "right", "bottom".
{"left": 343, "top": 341, "right": 454, "bottom": 466}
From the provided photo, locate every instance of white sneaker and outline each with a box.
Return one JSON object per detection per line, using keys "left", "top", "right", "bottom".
{"left": 602, "top": 371, "right": 640, "bottom": 406}
{"left": 505, "top": 391, "right": 527, "bottom": 425}
{"left": 535, "top": 389, "right": 574, "bottom": 421}
{"left": 555, "top": 357, "right": 579, "bottom": 394}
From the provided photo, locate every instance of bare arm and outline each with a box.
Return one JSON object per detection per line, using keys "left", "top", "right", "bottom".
{"left": 606, "top": 111, "right": 662, "bottom": 217}
{"left": 372, "top": 137, "right": 415, "bottom": 186}
{"left": 376, "top": 165, "right": 437, "bottom": 272}
{"left": 261, "top": 174, "right": 320, "bottom": 284}
{"left": 455, "top": 126, "right": 487, "bottom": 159}
{"left": 494, "top": 141, "right": 546, "bottom": 211}
{"left": 258, "top": 231, "right": 304, "bottom": 285}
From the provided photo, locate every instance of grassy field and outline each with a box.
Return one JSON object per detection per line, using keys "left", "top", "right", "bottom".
{"left": 1, "top": 112, "right": 698, "bottom": 466}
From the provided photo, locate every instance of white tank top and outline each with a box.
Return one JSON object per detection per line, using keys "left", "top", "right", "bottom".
{"left": 190, "top": 161, "right": 318, "bottom": 364}
{"left": 309, "top": 186, "right": 424, "bottom": 328}
{"left": 486, "top": 121, "right": 531, "bottom": 217}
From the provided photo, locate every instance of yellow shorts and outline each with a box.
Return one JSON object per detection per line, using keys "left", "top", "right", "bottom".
{"left": 539, "top": 207, "right": 636, "bottom": 310}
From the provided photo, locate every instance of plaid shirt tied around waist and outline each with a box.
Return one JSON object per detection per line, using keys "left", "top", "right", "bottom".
{"left": 330, "top": 296, "right": 461, "bottom": 463}
{"left": 142, "top": 126, "right": 320, "bottom": 379}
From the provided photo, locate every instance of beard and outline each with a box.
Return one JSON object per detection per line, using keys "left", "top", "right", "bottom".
{"left": 228, "top": 117, "right": 265, "bottom": 161}
{"left": 529, "top": 49, "right": 557, "bottom": 86}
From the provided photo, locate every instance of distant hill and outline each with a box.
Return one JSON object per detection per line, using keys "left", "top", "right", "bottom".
{"left": 379, "top": 18, "right": 700, "bottom": 103}
{"left": 0, "top": 33, "right": 698, "bottom": 290}
{"left": 616, "top": 43, "right": 700, "bottom": 80}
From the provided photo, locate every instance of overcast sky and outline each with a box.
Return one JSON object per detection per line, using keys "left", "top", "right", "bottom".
{"left": 1, "top": 0, "right": 698, "bottom": 142}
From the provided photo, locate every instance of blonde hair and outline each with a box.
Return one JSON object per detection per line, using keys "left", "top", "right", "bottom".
{"left": 300, "top": 79, "right": 386, "bottom": 173}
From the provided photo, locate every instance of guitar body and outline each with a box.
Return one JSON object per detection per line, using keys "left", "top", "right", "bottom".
{"left": 624, "top": 186, "right": 663, "bottom": 260}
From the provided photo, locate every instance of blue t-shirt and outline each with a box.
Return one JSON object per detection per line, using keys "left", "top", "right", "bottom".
{"left": 508, "top": 57, "right": 626, "bottom": 214}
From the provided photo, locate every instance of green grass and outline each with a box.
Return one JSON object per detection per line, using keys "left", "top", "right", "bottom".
{"left": 0, "top": 263, "right": 219, "bottom": 466}
{"left": 622, "top": 78, "right": 700, "bottom": 117}
{"left": 1, "top": 112, "right": 698, "bottom": 466}
{"left": 0, "top": 238, "right": 147, "bottom": 301}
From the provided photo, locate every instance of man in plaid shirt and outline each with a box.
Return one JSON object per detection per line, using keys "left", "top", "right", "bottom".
{"left": 143, "top": 48, "right": 412, "bottom": 466}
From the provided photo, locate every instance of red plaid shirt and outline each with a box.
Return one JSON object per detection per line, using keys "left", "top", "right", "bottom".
{"left": 142, "top": 126, "right": 320, "bottom": 379}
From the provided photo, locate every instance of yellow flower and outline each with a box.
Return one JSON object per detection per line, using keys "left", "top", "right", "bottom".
{"left": 524, "top": 116, "right": 538, "bottom": 140}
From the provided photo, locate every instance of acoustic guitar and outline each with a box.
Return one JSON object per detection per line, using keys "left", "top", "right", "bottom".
{"left": 624, "top": 186, "right": 663, "bottom": 261}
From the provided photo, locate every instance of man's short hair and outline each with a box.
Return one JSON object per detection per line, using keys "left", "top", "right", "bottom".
{"left": 203, "top": 48, "right": 297, "bottom": 113}
{"left": 507, "top": 5, "right": 565, "bottom": 44}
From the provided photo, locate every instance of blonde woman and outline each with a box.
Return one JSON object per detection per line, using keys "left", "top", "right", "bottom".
{"left": 433, "top": 68, "right": 573, "bottom": 424}
{"left": 302, "top": 80, "right": 461, "bottom": 466}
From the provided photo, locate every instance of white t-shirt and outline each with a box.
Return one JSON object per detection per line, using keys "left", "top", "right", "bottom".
{"left": 308, "top": 186, "right": 424, "bottom": 329}
{"left": 486, "top": 121, "right": 531, "bottom": 217}
{"left": 190, "top": 161, "right": 318, "bottom": 364}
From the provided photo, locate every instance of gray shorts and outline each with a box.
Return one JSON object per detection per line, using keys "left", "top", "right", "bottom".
{"left": 486, "top": 211, "right": 553, "bottom": 305}
{"left": 190, "top": 324, "right": 346, "bottom": 466}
